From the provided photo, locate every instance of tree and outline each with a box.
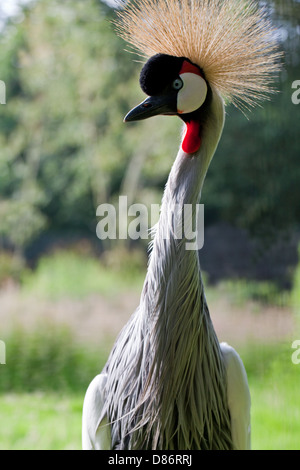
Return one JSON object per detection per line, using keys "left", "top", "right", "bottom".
{"left": 0, "top": 0, "right": 299, "bottom": 259}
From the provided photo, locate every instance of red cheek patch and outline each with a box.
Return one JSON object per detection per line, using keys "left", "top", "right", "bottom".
{"left": 182, "top": 120, "right": 202, "bottom": 155}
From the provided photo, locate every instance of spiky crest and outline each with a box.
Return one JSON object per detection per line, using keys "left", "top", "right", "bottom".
{"left": 115, "top": 0, "right": 282, "bottom": 110}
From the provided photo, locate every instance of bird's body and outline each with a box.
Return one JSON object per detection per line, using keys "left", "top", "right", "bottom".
{"left": 82, "top": 0, "right": 281, "bottom": 450}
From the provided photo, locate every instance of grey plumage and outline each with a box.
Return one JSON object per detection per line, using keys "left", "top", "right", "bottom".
{"left": 100, "top": 89, "right": 233, "bottom": 450}
{"left": 82, "top": 0, "right": 281, "bottom": 451}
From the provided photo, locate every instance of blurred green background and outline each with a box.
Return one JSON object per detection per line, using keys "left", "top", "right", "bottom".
{"left": 0, "top": 0, "right": 300, "bottom": 450}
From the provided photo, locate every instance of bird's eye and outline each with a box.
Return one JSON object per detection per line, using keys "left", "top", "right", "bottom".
{"left": 172, "top": 78, "right": 183, "bottom": 90}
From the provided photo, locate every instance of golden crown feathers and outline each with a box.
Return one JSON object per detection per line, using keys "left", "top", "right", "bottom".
{"left": 114, "top": 0, "right": 283, "bottom": 110}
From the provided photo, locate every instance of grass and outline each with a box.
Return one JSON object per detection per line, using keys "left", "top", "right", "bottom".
{"left": 1, "top": 377, "right": 299, "bottom": 450}
{"left": 0, "top": 360, "right": 298, "bottom": 450}
{"left": 0, "top": 326, "right": 106, "bottom": 450}
{"left": 242, "top": 342, "right": 300, "bottom": 450}
{"left": 0, "top": 331, "right": 299, "bottom": 449}
{"left": 0, "top": 247, "right": 299, "bottom": 449}
{"left": 0, "top": 393, "right": 83, "bottom": 450}
{"left": 0, "top": 326, "right": 108, "bottom": 394}
{"left": 251, "top": 375, "right": 300, "bottom": 450}
{"left": 204, "top": 275, "right": 290, "bottom": 308}
{"left": 20, "top": 247, "right": 145, "bottom": 300}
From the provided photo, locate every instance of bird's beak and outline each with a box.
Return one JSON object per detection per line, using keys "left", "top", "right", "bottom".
{"left": 124, "top": 94, "right": 176, "bottom": 122}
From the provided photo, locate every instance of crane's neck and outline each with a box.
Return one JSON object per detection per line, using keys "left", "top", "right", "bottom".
{"left": 126, "top": 91, "right": 230, "bottom": 449}
{"left": 103, "top": 91, "right": 231, "bottom": 450}
{"left": 142, "top": 89, "right": 225, "bottom": 310}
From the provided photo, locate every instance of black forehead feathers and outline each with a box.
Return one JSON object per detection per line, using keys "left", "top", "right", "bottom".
{"left": 139, "top": 54, "right": 185, "bottom": 96}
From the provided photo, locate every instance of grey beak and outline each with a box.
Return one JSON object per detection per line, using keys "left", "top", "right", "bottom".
{"left": 124, "top": 94, "right": 176, "bottom": 122}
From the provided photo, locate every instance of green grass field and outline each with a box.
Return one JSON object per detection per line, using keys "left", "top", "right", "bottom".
{"left": 0, "top": 249, "right": 299, "bottom": 450}
{"left": 0, "top": 393, "right": 83, "bottom": 450}
{"left": 250, "top": 351, "right": 300, "bottom": 449}
{"left": 0, "top": 341, "right": 299, "bottom": 450}
{"left": 0, "top": 367, "right": 299, "bottom": 450}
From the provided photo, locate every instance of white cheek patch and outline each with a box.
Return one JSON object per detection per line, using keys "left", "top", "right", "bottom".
{"left": 177, "top": 73, "right": 208, "bottom": 114}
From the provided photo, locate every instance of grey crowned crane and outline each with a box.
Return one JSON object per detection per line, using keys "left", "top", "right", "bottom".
{"left": 82, "top": 0, "right": 282, "bottom": 450}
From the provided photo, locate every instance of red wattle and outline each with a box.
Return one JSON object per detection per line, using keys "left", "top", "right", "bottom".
{"left": 182, "top": 121, "right": 202, "bottom": 155}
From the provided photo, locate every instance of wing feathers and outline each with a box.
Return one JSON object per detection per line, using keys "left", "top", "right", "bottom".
{"left": 221, "top": 342, "right": 251, "bottom": 450}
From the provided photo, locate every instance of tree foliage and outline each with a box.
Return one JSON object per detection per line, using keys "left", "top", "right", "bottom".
{"left": 0, "top": 0, "right": 299, "bottom": 255}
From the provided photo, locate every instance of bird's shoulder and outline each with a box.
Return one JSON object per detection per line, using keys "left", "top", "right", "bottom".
{"left": 220, "top": 342, "right": 251, "bottom": 450}
{"left": 82, "top": 373, "right": 111, "bottom": 450}
{"left": 220, "top": 342, "right": 250, "bottom": 409}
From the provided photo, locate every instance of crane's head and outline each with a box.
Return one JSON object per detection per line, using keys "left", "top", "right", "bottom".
{"left": 124, "top": 54, "right": 211, "bottom": 154}
{"left": 116, "top": 0, "right": 282, "bottom": 151}
{"left": 125, "top": 54, "right": 209, "bottom": 120}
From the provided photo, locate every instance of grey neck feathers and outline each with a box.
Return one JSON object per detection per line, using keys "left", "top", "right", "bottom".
{"left": 102, "top": 90, "right": 233, "bottom": 450}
